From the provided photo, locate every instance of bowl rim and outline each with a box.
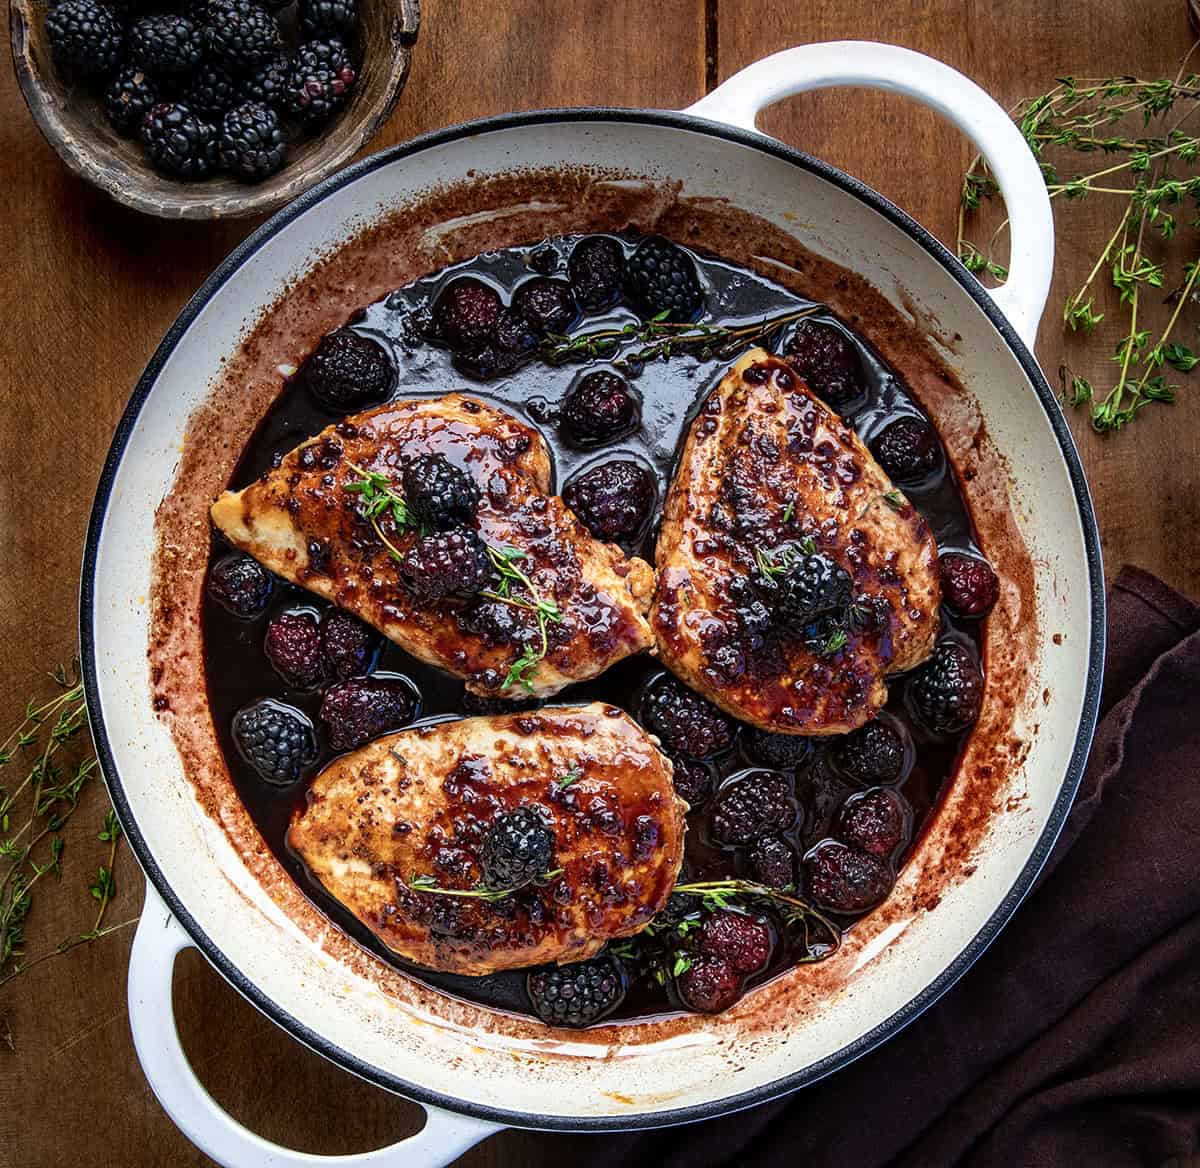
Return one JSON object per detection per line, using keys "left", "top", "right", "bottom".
{"left": 79, "top": 106, "right": 1106, "bottom": 1130}
{"left": 7, "top": 0, "right": 420, "bottom": 220}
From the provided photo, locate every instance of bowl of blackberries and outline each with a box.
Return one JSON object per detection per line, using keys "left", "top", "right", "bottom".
{"left": 9, "top": 0, "right": 418, "bottom": 218}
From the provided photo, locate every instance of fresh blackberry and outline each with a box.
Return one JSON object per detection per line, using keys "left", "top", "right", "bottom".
{"left": 104, "top": 67, "right": 159, "bottom": 136}
{"left": 401, "top": 453, "right": 480, "bottom": 531}
{"left": 46, "top": 0, "right": 124, "bottom": 79}
{"left": 127, "top": 14, "right": 204, "bottom": 78}
{"left": 185, "top": 62, "right": 239, "bottom": 121}
{"left": 567, "top": 235, "right": 624, "bottom": 309}
{"left": 207, "top": 552, "right": 273, "bottom": 617}
{"left": 242, "top": 51, "right": 290, "bottom": 110}
{"left": 870, "top": 417, "right": 940, "bottom": 483}
{"left": 232, "top": 699, "right": 316, "bottom": 784}
{"left": 140, "top": 103, "right": 218, "bottom": 179}
{"left": 295, "top": 330, "right": 394, "bottom": 410}
{"left": 783, "top": 320, "right": 866, "bottom": 411}
{"left": 559, "top": 370, "right": 641, "bottom": 447}
{"left": 562, "top": 460, "right": 655, "bottom": 544}
{"left": 451, "top": 308, "right": 538, "bottom": 380}
{"left": 640, "top": 675, "right": 735, "bottom": 759}
{"left": 528, "top": 954, "right": 625, "bottom": 1027}
{"left": 774, "top": 552, "right": 853, "bottom": 630}
{"left": 700, "top": 910, "right": 773, "bottom": 974}
{"left": 905, "top": 638, "right": 984, "bottom": 737}
{"left": 710, "top": 769, "right": 797, "bottom": 845}
{"left": 319, "top": 676, "right": 417, "bottom": 751}
{"left": 425, "top": 278, "right": 502, "bottom": 353}
{"left": 624, "top": 236, "right": 704, "bottom": 322}
{"left": 833, "top": 717, "right": 908, "bottom": 785}
{"left": 939, "top": 552, "right": 999, "bottom": 618}
{"left": 749, "top": 835, "right": 796, "bottom": 890}
{"left": 835, "top": 788, "right": 909, "bottom": 858}
{"left": 264, "top": 610, "right": 323, "bottom": 689}
{"left": 804, "top": 840, "right": 893, "bottom": 914}
{"left": 399, "top": 528, "right": 493, "bottom": 603}
{"left": 511, "top": 277, "right": 577, "bottom": 336}
{"left": 743, "top": 728, "right": 813, "bottom": 772}
{"left": 319, "top": 609, "right": 379, "bottom": 680}
{"left": 669, "top": 754, "right": 714, "bottom": 807}
{"left": 218, "top": 100, "right": 287, "bottom": 179}
{"left": 205, "top": 0, "right": 282, "bottom": 70}
{"left": 676, "top": 953, "right": 741, "bottom": 1013}
{"left": 298, "top": 0, "right": 356, "bottom": 36}
{"left": 480, "top": 807, "right": 555, "bottom": 890}
{"left": 286, "top": 36, "right": 357, "bottom": 125}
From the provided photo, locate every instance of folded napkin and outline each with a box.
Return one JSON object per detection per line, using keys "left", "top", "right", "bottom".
{"left": 562, "top": 566, "right": 1200, "bottom": 1168}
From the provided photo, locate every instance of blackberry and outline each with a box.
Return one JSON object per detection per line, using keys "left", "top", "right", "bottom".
{"left": 749, "top": 835, "right": 796, "bottom": 890}
{"left": 783, "top": 320, "right": 866, "bottom": 411}
{"left": 939, "top": 552, "right": 999, "bottom": 618}
{"left": 640, "top": 675, "right": 735, "bottom": 759}
{"left": 141, "top": 103, "right": 218, "bottom": 179}
{"left": 127, "top": 14, "right": 204, "bottom": 78}
{"left": 286, "top": 36, "right": 357, "bottom": 125}
{"left": 480, "top": 807, "right": 555, "bottom": 890}
{"left": 399, "top": 528, "right": 493, "bottom": 603}
{"left": 676, "top": 953, "right": 741, "bottom": 1013}
{"left": 426, "top": 278, "right": 501, "bottom": 353}
{"left": 401, "top": 453, "right": 480, "bottom": 531}
{"left": 700, "top": 910, "right": 772, "bottom": 974}
{"left": 264, "top": 610, "right": 323, "bottom": 689}
{"left": 457, "top": 595, "right": 538, "bottom": 649}
{"left": 559, "top": 370, "right": 641, "bottom": 447}
{"left": 232, "top": 699, "right": 316, "bottom": 784}
{"left": 298, "top": 0, "right": 356, "bottom": 36}
{"left": 804, "top": 840, "right": 893, "bottom": 914}
{"left": 743, "top": 728, "right": 813, "bottom": 772}
{"left": 870, "top": 416, "right": 940, "bottom": 483}
{"left": 511, "top": 277, "right": 577, "bottom": 336}
{"left": 207, "top": 552, "right": 273, "bottom": 617}
{"left": 296, "top": 330, "right": 394, "bottom": 411}
{"left": 775, "top": 552, "right": 853, "bottom": 630}
{"left": 527, "top": 954, "right": 625, "bottom": 1027}
{"left": 319, "top": 676, "right": 417, "bottom": 751}
{"left": 185, "top": 62, "right": 239, "bottom": 120}
{"left": 905, "top": 638, "right": 984, "bottom": 737}
{"left": 567, "top": 235, "right": 624, "bottom": 309}
{"left": 46, "top": 0, "right": 124, "bottom": 79}
{"left": 562, "top": 460, "right": 655, "bottom": 544}
{"left": 835, "top": 788, "right": 909, "bottom": 858}
{"left": 710, "top": 769, "right": 797, "bottom": 845}
{"left": 205, "top": 0, "right": 282, "bottom": 70}
{"left": 452, "top": 308, "right": 538, "bottom": 380}
{"left": 319, "top": 609, "right": 379, "bottom": 680}
{"left": 670, "top": 754, "right": 714, "bottom": 807}
{"left": 104, "top": 67, "right": 159, "bottom": 136}
{"left": 624, "top": 236, "right": 704, "bottom": 322}
{"left": 242, "top": 52, "right": 290, "bottom": 110}
{"left": 219, "top": 100, "right": 287, "bottom": 180}
{"left": 833, "top": 717, "right": 908, "bottom": 785}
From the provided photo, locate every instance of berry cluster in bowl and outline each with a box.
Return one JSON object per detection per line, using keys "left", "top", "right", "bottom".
{"left": 43, "top": 0, "right": 359, "bottom": 182}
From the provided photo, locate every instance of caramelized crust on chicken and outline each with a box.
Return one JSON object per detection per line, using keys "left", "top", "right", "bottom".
{"left": 651, "top": 348, "right": 940, "bottom": 736}
{"left": 288, "top": 703, "right": 686, "bottom": 974}
{"left": 210, "top": 395, "right": 655, "bottom": 698}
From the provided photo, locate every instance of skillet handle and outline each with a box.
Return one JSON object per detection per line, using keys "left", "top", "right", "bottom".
{"left": 127, "top": 882, "right": 500, "bottom": 1168}
{"left": 686, "top": 42, "right": 1054, "bottom": 350}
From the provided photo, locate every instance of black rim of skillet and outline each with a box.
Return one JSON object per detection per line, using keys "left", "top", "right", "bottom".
{"left": 79, "top": 108, "right": 1107, "bottom": 1134}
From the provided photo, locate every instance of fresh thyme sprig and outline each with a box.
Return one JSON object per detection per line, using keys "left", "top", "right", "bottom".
{"left": 673, "top": 879, "right": 841, "bottom": 957}
{"left": 343, "top": 460, "right": 418, "bottom": 557}
{"left": 408, "top": 870, "right": 563, "bottom": 902}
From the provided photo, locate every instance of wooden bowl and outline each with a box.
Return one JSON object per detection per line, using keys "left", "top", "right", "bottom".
{"left": 9, "top": 0, "right": 419, "bottom": 220}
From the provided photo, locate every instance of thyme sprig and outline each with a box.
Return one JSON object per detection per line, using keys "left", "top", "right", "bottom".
{"left": 408, "top": 870, "right": 563, "bottom": 902}
{"left": 344, "top": 460, "right": 418, "bottom": 557}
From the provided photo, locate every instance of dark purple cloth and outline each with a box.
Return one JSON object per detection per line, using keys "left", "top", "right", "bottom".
{"left": 563, "top": 566, "right": 1200, "bottom": 1168}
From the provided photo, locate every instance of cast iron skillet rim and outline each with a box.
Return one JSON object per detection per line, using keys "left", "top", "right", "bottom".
{"left": 79, "top": 106, "right": 1106, "bottom": 1134}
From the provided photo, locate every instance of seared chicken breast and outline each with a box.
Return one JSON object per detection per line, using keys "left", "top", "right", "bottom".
{"left": 211, "top": 394, "right": 655, "bottom": 698}
{"left": 288, "top": 703, "right": 686, "bottom": 974}
{"left": 651, "top": 347, "right": 939, "bottom": 735}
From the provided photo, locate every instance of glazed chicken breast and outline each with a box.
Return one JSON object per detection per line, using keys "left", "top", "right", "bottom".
{"left": 211, "top": 394, "right": 655, "bottom": 698}
{"left": 288, "top": 703, "right": 686, "bottom": 975}
{"left": 651, "top": 347, "right": 940, "bottom": 736}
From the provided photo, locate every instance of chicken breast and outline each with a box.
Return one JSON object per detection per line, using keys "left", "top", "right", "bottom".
{"left": 211, "top": 394, "right": 655, "bottom": 698}
{"left": 288, "top": 703, "right": 686, "bottom": 974}
{"left": 651, "top": 347, "right": 940, "bottom": 736}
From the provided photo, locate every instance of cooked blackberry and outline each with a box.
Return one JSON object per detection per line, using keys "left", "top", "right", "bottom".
{"left": 527, "top": 954, "right": 625, "bottom": 1027}
{"left": 140, "top": 102, "right": 218, "bottom": 179}
{"left": 425, "top": 278, "right": 501, "bottom": 353}
{"left": 298, "top": 0, "right": 356, "bottom": 37}
{"left": 285, "top": 36, "right": 356, "bottom": 124}
{"left": 669, "top": 754, "right": 714, "bottom": 807}
{"left": 205, "top": 0, "right": 282, "bottom": 70}
{"left": 207, "top": 552, "right": 273, "bottom": 617}
{"left": 451, "top": 308, "right": 538, "bottom": 380}
{"left": 479, "top": 807, "right": 555, "bottom": 890}
{"left": 783, "top": 320, "right": 867, "bottom": 411}
{"left": 562, "top": 460, "right": 655, "bottom": 544}
{"left": 264, "top": 610, "right": 323, "bottom": 689}
{"left": 295, "top": 330, "right": 394, "bottom": 410}
{"left": 232, "top": 699, "right": 316, "bottom": 784}
{"left": 939, "top": 552, "right": 999, "bottom": 618}
{"left": 835, "top": 788, "right": 909, "bottom": 858}
{"left": 710, "top": 769, "right": 797, "bottom": 845}
{"left": 567, "top": 235, "right": 624, "bottom": 309}
{"left": 676, "top": 953, "right": 741, "bottom": 1013}
{"left": 185, "top": 61, "right": 239, "bottom": 120}
{"left": 399, "top": 528, "right": 492, "bottom": 603}
{"left": 401, "top": 453, "right": 480, "bottom": 531}
{"left": 640, "top": 675, "right": 735, "bottom": 759}
{"left": 319, "top": 609, "right": 379, "bottom": 680}
{"left": 775, "top": 552, "right": 853, "bottom": 630}
{"left": 127, "top": 14, "right": 204, "bottom": 78}
{"left": 905, "top": 638, "right": 984, "bottom": 737}
{"left": 218, "top": 100, "right": 287, "bottom": 180}
{"left": 242, "top": 51, "right": 290, "bottom": 110}
{"left": 511, "top": 277, "right": 577, "bottom": 335}
{"left": 833, "top": 718, "right": 908, "bottom": 785}
{"left": 700, "top": 910, "right": 772, "bottom": 974}
{"left": 104, "top": 67, "right": 159, "bottom": 136}
{"left": 870, "top": 417, "right": 940, "bottom": 483}
{"left": 743, "top": 728, "right": 813, "bottom": 772}
{"left": 559, "top": 370, "right": 641, "bottom": 447}
{"left": 624, "top": 236, "right": 704, "bottom": 322}
{"left": 319, "top": 676, "right": 417, "bottom": 752}
{"left": 457, "top": 595, "right": 538, "bottom": 649}
{"left": 804, "top": 840, "right": 893, "bottom": 914}
{"left": 749, "top": 835, "right": 796, "bottom": 889}
{"left": 46, "top": 0, "right": 124, "bottom": 79}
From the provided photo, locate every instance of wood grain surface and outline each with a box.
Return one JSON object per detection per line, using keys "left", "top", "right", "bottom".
{"left": 0, "top": 2, "right": 1195, "bottom": 1166}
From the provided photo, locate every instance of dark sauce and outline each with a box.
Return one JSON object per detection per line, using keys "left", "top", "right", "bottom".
{"left": 202, "top": 234, "right": 984, "bottom": 1023}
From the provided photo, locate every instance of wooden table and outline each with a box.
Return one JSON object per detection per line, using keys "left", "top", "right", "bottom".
{"left": 2, "top": 2, "right": 1195, "bottom": 1164}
